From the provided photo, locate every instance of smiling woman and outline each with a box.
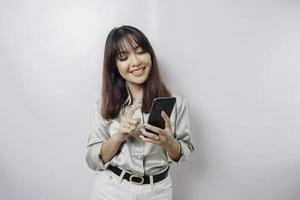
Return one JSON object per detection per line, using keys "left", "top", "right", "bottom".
{"left": 101, "top": 26, "right": 171, "bottom": 120}
{"left": 86, "top": 25, "right": 194, "bottom": 200}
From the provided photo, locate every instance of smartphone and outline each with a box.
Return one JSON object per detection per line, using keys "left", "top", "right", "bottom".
{"left": 146, "top": 97, "right": 176, "bottom": 134}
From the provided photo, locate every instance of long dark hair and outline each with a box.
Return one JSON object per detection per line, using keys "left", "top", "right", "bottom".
{"left": 101, "top": 25, "right": 170, "bottom": 120}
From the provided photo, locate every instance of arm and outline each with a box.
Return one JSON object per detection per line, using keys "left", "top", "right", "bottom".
{"left": 86, "top": 101, "right": 141, "bottom": 170}
{"left": 101, "top": 103, "right": 141, "bottom": 164}
{"left": 86, "top": 101, "right": 110, "bottom": 171}
{"left": 100, "top": 132, "right": 126, "bottom": 164}
{"left": 141, "top": 96, "right": 194, "bottom": 165}
{"left": 170, "top": 96, "right": 194, "bottom": 164}
{"left": 162, "top": 135, "right": 182, "bottom": 161}
{"left": 141, "top": 111, "right": 182, "bottom": 161}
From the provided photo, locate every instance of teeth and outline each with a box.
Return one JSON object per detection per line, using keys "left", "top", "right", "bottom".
{"left": 131, "top": 68, "right": 144, "bottom": 73}
{"left": 135, "top": 68, "right": 142, "bottom": 72}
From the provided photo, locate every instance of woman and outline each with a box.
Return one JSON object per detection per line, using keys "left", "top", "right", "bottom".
{"left": 86, "top": 25, "right": 194, "bottom": 200}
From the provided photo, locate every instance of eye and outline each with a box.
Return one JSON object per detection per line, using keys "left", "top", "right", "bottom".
{"left": 119, "top": 56, "right": 128, "bottom": 61}
{"left": 118, "top": 53, "right": 128, "bottom": 61}
{"left": 136, "top": 48, "right": 145, "bottom": 54}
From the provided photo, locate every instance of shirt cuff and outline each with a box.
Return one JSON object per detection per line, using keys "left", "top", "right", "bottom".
{"left": 167, "top": 140, "right": 192, "bottom": 167}
{"left": 86, "top": 142, "right": 112, "bottom": 171}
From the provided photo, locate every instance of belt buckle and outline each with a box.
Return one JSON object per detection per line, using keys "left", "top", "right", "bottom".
{"left": 129, "top": 174, "right": 144, "bottom": 184}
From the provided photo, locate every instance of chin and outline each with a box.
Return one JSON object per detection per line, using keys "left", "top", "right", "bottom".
{"left": 132, "top": 79, "right": 147, "bottom": 85}
{"left": 128, "top": 76, "right": 148, "bottom": 85}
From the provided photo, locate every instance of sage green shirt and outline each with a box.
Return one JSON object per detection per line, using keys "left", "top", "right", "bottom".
{"left": 86, "top": 89, "right": 194, "bottom": 176}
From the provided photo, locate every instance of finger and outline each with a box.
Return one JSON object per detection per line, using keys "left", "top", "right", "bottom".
{"left": 141, "top": 129, "right": 159, "bottom": 140}
{"left": 120, "top": 120, "right": 130, "bottom": 128}
{"left": 124, "top": 118, "right": 140, "bottom": 126}
{"left": 140, "top": 135, "right": 160, "bottom": 144}
{"left": 144, "top": 124, "right": 163, "bottom": 135}
{"left": 125, "top": 103, "right": 142, "bottom": 117}
{"left": 121, "top": 125, "right": 137, "bottom": 136}
{"left": 161, "top": 111, "right": 172, "bottom": 130}
{"left": 124, "top": 122, "right": 137, "bottom": 130}
{"left": 131, "top": 117, "right": 141, "bottom": 125}
{"left": 130, "top": 125, "right": 139, "bottom": 133}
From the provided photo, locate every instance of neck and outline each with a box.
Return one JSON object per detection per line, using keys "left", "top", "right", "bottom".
{"left": 127, "top": 83, "right": 143, "bottom": 102}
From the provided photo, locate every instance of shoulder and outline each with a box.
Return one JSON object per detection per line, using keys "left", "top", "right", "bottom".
{"left": 95, "top": 98, "right": 117, "bottom": 125}
{"left": 168, "top": 87, "right": 188, "bottom": 109}
{"left": 95, "top": 98, "right": 102, "bottom": 112}
{"left": 94, "top": 99, "right": 109, "bottom": 123}
{"left": 168, "top": 87, "right": 186, "bottom": 102}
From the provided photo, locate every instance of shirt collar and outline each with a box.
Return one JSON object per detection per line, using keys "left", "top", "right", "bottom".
{"left": 122, "top": 85, "right": 143, "bottom": 107}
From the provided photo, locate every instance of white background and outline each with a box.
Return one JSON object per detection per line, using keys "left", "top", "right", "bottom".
{"left": 1, "top": 0, "right": 300, "bottom": 200}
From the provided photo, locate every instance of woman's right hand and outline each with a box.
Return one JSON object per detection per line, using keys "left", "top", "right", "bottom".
{"left": 116, "top": 103, "right": 141, "bottom": 142}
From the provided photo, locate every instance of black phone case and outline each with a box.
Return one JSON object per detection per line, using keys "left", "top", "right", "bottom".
{"left": 146, "top": 97, "right": 176, "bottom": 134}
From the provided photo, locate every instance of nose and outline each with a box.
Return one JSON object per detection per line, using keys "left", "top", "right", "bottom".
{"left": 130, "top": 53, "right": 141, "bottom": 67}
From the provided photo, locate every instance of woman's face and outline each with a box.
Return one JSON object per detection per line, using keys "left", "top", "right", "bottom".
{"left": 116, "top": 39, "right": 152, "bottom": 88}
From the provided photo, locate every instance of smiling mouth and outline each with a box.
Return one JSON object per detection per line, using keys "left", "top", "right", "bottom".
{"left": 130, "top": 67, "right": 146, "bottom": 76}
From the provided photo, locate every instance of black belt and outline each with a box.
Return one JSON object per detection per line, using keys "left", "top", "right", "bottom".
{"left": 108, "top": 165, "right": 169, "bottom": 184}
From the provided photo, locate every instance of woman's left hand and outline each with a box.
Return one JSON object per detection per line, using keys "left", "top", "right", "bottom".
{"left": 140, "top": 111, "right": 174, "bottom": 148}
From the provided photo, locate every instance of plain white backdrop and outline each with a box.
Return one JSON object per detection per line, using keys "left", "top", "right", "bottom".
{"left": 1, "top": 0, "right": 300, "bottom": 200}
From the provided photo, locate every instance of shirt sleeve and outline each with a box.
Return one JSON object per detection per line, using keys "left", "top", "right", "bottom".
{"left": 168, "top": 96, "right": 194, "bottom": 167}
{"left": 85, "top": 100, "right": 111, "bottom": 171}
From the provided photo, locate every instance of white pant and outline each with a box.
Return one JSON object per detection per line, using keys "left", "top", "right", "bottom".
{"left": 89, "top": 170, "right": 173, "bottom": 200}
